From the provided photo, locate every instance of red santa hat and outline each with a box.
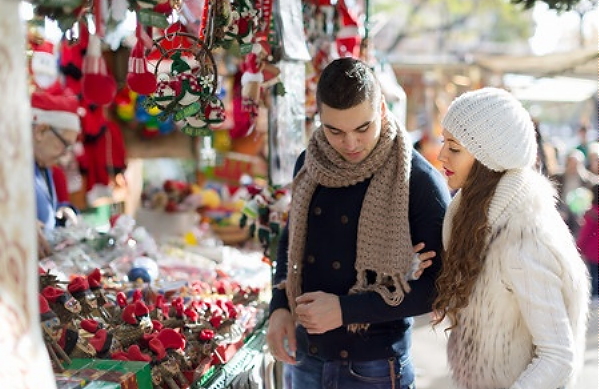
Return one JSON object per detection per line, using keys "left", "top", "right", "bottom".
{"left": 41, "top": 285, "right": 67, "bottom": 305}
{"left": 135, "top": 300, "right": 150, "bottom": 318}
{"left": 89, "top": 329, "right": 113, "bottom": 355}
{"left": 184, "top": 307, "right": 199, "bottom": 322}
{"left": 87, "top": 268, "right": 103, "bottom": 290}
{"left": 125, "top": 345, "right": 152, "bottom": 362}
{"left": 39, "top": 294, "right": 57, "bottom": 322}
{"left": 31, "top": 89, "right": 82, "bottom": 132}
{"left": 151, "top": 319, "right": 163, "bottom": 332}
{"left": 156, "top": 328, "right": 186, "bottom": 351}
{"left": 67, "top": 276, "right": 90, "bottom": 298}
{"left": 122, "top": 303, "right": 137, "bottom": 325}
{"left": 116, "top": 291, "right": 128, "bottom": 308}
{"left": 80, "top": 319, "right": 101, "bottom": 333}
{"left": 149, "top": 337, "right": 167, "bottom": 360}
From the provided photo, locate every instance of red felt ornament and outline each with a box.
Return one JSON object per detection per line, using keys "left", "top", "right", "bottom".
{"left": 127, "top": 26, "right": 157, "bottom": 95}
{"left": 156, "top": 328, "right": 186, "bottom": 350}
{"left": 81, "top": 319, "right": 100, "bottom": 333}
{"left": 149, "top": 337, "right": 167, "bottom": 360}
{"left": 82, "top": 34, "right": 117, "bottom": 105}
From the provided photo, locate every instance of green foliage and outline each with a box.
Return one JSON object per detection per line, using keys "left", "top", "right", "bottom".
{"left": 371, "top": 0, "right": 538, "bottom": 54}
{"left": 510, "top": 0, "right": 585, "bottom": 11}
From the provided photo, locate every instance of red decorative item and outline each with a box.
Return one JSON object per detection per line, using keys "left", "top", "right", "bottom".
{"left": 127, "top": 26, "right": 157, "bottom": 95}
{"left": 126, "top": 345, "right": 152, "bottom": 362}
{"left": 151, "top": 320, "right": 164, "bottom": 332}
{"left": 89, "top": 329, "right": 110, "bottom": 353}
{"left": 149, "top": 337, "right": 166, "bottom": 360}
{"left": 67, "top": 276, "right": 89, "bottom": 295}
{"left": 335, "top": 0, "right": 362, "bottom": 58}
{"left": 82, "top": 34, "right": 117, "bottom": 105}
{"left": 122, "top": 304, "right": 137, "bottom": 325}
{"left": 42, "top": 285, "right": 65, "bottom": 303}
{"left": 134, "top": 300, "right": 150, "bottom": 317}
{"left": 87, "top": 268, "right": 102, "bottom": 290}
{"left": 156, "top": 328, "right": 186, "bottom": 350}
{"left": 116, "top": 292, "right": 128, "bottom": 308}
{"left": 81, "top": 318, "right": 100, "bottom": 333}
{"left": 39, "top": 294, "right": 56, "bottom": 320}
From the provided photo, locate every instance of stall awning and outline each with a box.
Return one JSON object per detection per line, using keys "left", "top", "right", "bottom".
{"left": 474, "top": 48, "right": 598, "bottom": 80}
{"left": 503, "top": 74, "right": 597, "bottom": 102}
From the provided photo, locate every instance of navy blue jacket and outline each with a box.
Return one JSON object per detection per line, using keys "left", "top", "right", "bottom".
{"left": 270, "top": 149, "right": 450, "bottom": 361}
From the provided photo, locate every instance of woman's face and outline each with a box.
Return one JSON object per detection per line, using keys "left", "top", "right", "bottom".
{"left": 438, "top": 129, "right": 476, "bottom": 190}
{"left": 320, "top": 99, "right": 384, "bottom": 164}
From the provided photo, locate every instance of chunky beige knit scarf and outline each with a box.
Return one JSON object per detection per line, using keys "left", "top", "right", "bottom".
{"left": 285, "top": 114, "right": 414, "bottom": 329}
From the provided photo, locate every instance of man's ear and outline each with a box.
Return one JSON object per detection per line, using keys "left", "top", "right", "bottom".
{"left": 380, "top": 95, "right": 387, "bottom": 116}
{"left": 32, "top": 123, "right": 47, "bottom": 141}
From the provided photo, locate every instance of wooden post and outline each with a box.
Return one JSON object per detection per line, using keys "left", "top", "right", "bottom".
{"left": 0, "top": 1, "right": 58, "bottom": 387}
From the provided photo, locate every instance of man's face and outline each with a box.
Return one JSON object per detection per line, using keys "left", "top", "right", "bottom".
{"left": 320, "top": 99, "right": 384, "bottom": 164}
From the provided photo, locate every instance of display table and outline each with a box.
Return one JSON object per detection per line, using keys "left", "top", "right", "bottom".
{"left": 195, "top": 322, "right": 270, "bottom": 389}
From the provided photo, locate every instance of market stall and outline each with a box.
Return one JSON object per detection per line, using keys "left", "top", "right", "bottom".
{"left": 8, "top": 0, "right": 381, "bottom": 387}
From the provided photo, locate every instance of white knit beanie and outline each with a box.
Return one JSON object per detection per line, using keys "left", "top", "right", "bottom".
{"left": 441, "top": 87, "right": 537, "bottom": 172}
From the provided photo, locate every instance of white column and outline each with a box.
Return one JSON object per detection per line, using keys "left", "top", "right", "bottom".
{"left": 0, "top": 1, "right": 57, "bottom": 388}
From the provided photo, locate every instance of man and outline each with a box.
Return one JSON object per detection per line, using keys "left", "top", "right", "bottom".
{"left": 266, "top": 57, "right": 450, "bottom": 389}
{"left": 32, "top": 89, "right": 80, "bottom": 257}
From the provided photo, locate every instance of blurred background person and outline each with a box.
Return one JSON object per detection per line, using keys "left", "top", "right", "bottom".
{"left": 551, "top": 148, "right": 596, "bottom": 236}
{"left": 32, "top": 89, "right": 80, "bottom": 257}
{"left": 576, "top": 184, "right": 598, "bottom": 298}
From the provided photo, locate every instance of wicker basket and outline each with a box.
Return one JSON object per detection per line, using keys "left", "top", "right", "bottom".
{"left": 210, "top": 224, "right": 250, "bottom": 245}
{"left": 135, "top": 209, "right": 199, "bottom": 239}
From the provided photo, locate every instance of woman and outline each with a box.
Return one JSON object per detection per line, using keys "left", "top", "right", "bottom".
{"left": 434, "top": 87, "right": 590, "bottom": 389}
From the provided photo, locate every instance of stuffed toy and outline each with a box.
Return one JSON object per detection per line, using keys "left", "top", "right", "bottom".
{"left": 77, "top": 98, "right": 127, "bottom": 203}
{"left": 59, "top": 22, "right": 89, "bottom": 95}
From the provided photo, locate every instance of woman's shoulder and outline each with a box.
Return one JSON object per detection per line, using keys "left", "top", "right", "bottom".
{"left": 489, "top": 169, "right": 558, "bottom": 227}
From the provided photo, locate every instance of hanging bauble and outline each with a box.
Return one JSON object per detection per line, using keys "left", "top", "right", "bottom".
{"left": 147, "top": 31, "right": 225, "bottom": 137}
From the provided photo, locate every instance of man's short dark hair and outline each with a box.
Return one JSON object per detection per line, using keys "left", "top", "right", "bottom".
{"left": 316, "top": 57, "right": 381, "bottom": 110}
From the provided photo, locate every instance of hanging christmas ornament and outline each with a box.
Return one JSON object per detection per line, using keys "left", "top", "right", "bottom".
{"left": 28, "top": 37, "right": 60, "bottom": 91}
{"left": 335, "top": 0, "right": 362, "bottom": 58}
{"left": 127, "top": 25, "right": 158, "bottom": 95}
{"left": 222, "top": 0, "right": 260, "bottom": 53}
{"left": 197, "top": 0, "right": 233, "bottom": 49}
{"left": 82, "top": 34, "right": 117, "bottom": 105}
{"left": 147, "top": 31, "right": 225, "bottom": 137}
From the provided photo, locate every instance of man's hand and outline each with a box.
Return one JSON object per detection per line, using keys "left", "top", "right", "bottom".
{"left": 295, "top": 291, "right": 342, "bottom": 334}
{"left": 410, "top": 242, "right": 436, "bottom": 280}
{"left": 36, "top": 222, "right": 52, "bottom": 259}
{"left": 266, "top": 308, "right": 297, "bottom": 364}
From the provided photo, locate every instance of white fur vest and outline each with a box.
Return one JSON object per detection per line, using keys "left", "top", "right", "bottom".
{"left": 442, "top": 168, "right": 590, "bottom": 389}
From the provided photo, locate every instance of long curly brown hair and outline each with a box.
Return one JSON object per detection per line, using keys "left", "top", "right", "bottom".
{"left": 432, "top": 160, "right": 505, "bottom": 329}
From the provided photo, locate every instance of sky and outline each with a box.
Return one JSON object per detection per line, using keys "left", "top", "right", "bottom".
{"left": 529, "top": 3, "right": 598, "bottom": 54}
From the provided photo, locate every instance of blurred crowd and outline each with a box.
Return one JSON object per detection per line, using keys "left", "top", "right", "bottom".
{"left": 539, "top": 124, "right": 598, "bottom": 297}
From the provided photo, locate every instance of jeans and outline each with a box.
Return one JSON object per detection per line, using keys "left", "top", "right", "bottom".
{"left": 291, "top": 350, "right": 415, "bottom": 389}
{"left": 588, "top": 261, "right": 598, "bottom": 296}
